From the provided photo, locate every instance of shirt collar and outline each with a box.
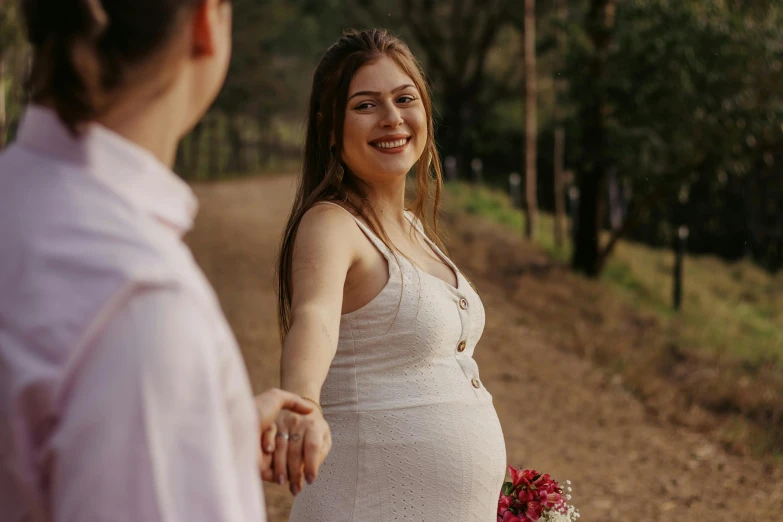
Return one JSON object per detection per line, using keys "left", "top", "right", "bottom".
{"left": 17, "top": 105, "right": 198, "bottom": 236}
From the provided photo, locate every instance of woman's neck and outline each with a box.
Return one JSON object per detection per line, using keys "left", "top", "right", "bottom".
{"left": 366, "top": 177, "right": 409, "bottom": 228}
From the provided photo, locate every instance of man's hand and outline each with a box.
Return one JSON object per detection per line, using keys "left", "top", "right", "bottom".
{"left": 255, "top": 388, "right": 314, "bottom": 433}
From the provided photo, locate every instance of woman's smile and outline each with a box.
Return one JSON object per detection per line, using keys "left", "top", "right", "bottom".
{"left": 369, "top": 134, "right": 412, "bottom": 154}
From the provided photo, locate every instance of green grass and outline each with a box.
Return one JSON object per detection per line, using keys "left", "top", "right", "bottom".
{"left": 446, "top": 183, "right": 572, "bottom": 263}
{"left": 611, "top": 238, "right": 783, "bottom": 365}
{"left": 445, "top": 182, "right": 783, "bottom": 367}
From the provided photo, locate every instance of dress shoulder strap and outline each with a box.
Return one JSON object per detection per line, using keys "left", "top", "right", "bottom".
{"left": 404, "top": 210, "right": 458, "bottom": 273}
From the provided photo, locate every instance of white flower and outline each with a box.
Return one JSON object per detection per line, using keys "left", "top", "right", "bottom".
{"left": 542, "top": 480, "right": 579, "bottom": 522}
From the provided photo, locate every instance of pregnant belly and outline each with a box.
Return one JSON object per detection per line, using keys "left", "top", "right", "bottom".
{"left": 298, "top": 401, "right": 507, "bottom": 521}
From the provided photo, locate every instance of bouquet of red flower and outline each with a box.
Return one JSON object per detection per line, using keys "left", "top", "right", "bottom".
{"left": 498, "top": 465, "right": 579, "bottom": 522}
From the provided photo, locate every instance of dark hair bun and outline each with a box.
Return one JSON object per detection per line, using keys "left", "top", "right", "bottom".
{"left": 23, "top": 0, "right": 108, "bottom": 46}
{"left": 21, "top": 0, "right": 200, "bottom": 134}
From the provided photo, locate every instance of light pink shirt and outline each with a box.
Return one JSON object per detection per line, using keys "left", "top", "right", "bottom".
{"left": 0, "top": 106, "right": 266, "bottom": 522}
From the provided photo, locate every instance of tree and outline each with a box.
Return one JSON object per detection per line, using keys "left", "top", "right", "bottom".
{"left": 177, "top": 0, "right": 346, "bottom": 178}
{"left": 0, "top": 0, "right": 24, "bottom": 150}
{"left": 523, "top": 0, "right": 538, "bottom": 240}
{"left": 571, "top": 0, "right": 615, "bottom": 276}
{"left": 552, "top": 0, "right": 568, "bottom": 250}
{"left": 0, "top": 51, "right": 6, "bottom": 150}
{"left": 567, "top": 0, "right": 783, "bottom": 274}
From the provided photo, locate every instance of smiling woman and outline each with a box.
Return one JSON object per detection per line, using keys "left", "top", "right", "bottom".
{"left": 342, "top": 59, "right": 426, "bottom": 185}
{"left": 277, "top": 30, "right": 444, "bottom": 316}
{"left": 274, "top": 29, "right": 507, "bottom": 522}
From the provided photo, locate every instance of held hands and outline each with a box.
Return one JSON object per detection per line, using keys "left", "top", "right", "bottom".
{"left": 254, "top": 388, "right": 314, "bottom": 431}
{"left": 254, "top": 389, "right": 332, "bottom": 496}
{"left": 255, "top": 389, "right": 314, "bottom": 485}
{"left": 266, "top": 407, "right": 332, "bottom": 495}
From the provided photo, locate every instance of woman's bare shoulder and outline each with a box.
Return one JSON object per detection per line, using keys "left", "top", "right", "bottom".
{"left": 301, "top": 202, "right": 358, "bottom": 229}
{"left": 296, "top": 202, "right": 362, "bottom": 252}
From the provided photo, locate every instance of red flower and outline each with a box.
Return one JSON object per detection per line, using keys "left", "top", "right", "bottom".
{"left": 508, "top": 465, "right": 525, "bottom": 489}
{"left": 525, "top": 501, "right": 543, "bottom": 521}
{"left": 500, "top": 466, "right": 569, "bottom": 522}
{"left": 501, "top": 511, "right": 524, "bottom": 522}
{"left": 536, "top": 485, "right": 563, "bottom": 510}
{"left": 518, "top": 488, "right": 535, "bottom": 503}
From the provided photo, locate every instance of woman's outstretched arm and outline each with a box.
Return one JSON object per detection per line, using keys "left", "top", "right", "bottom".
{"left": 274, "top": 204, "right": 357, "bottom": 494}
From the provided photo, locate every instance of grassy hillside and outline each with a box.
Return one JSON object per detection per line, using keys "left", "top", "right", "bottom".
{"left": 444, "top": 182, "right": 783, "bottom": 460}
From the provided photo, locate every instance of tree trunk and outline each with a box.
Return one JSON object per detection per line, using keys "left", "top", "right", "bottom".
{"left": 0, "top": 51, "right": 6, "bottom": 150}
{"left": 174, "top": 138, "right": 187, "bottom": 175}
{"left": 523, "top": 0, "right": 538, "bottom": 240}
{"left": 553, "top": 0, "right": 568, "bottom": 250}
{"left": 226, "top": 117, "right": 244, "bottom": 175}
{"left": 572, "top": 0, "right": 615, "bottom": 277}
{"left": 607, "top": 168, "right": 623, "bottom": 231}
{"left": 208, "top": 115, "right": 221, "bottom": 179}
{"left": 573, "top": 165, "right": 603, "bottom": 275}
{"left": 443, "top": 92, "right": 474, "bottom": 180}
{"left": 242, "top": 118, "right": 253, "bottom": 173}
{"left": 554, "top": 127, "right": 566, "bottom": 247}
{"left": 188, "top": 122, "right": 204, "bottom": 179}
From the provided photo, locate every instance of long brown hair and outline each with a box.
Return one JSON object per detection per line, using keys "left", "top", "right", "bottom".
{"left": 277, "top": 28, "right": 446, "bottom": 338}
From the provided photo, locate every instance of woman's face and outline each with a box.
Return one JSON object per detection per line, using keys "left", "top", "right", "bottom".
{"left": 341, "top": 56, "right": 427, "bottom": 186}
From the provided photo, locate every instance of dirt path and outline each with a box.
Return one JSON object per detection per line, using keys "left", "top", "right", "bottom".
{"left": 187, "top": 176, "right": 783, "bottom": 522}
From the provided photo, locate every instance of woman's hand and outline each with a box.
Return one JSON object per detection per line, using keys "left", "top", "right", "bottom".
{"left": 269, "top": 408, "right": 332, "bottom": 495}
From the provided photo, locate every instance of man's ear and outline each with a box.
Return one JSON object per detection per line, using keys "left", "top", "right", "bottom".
{"left": 191, "top": 1, "right": 215, "bottom": 56}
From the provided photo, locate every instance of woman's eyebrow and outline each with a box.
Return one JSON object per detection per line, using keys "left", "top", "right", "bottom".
{"left": 348, "top": 84, "right": 416, "bottom": 100}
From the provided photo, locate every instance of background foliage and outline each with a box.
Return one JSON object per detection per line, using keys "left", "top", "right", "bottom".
{"left": 1, "top": 0, "right": 782, "bottom": 273}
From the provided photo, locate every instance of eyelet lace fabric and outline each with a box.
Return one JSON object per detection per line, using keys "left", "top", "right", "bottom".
{"left": 289, "top": 205, "right": 506, "bottom": 522}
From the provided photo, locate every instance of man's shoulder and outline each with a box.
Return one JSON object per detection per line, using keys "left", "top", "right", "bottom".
{"left": 0, "top": 149, "right": 192, "bottom": 354}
